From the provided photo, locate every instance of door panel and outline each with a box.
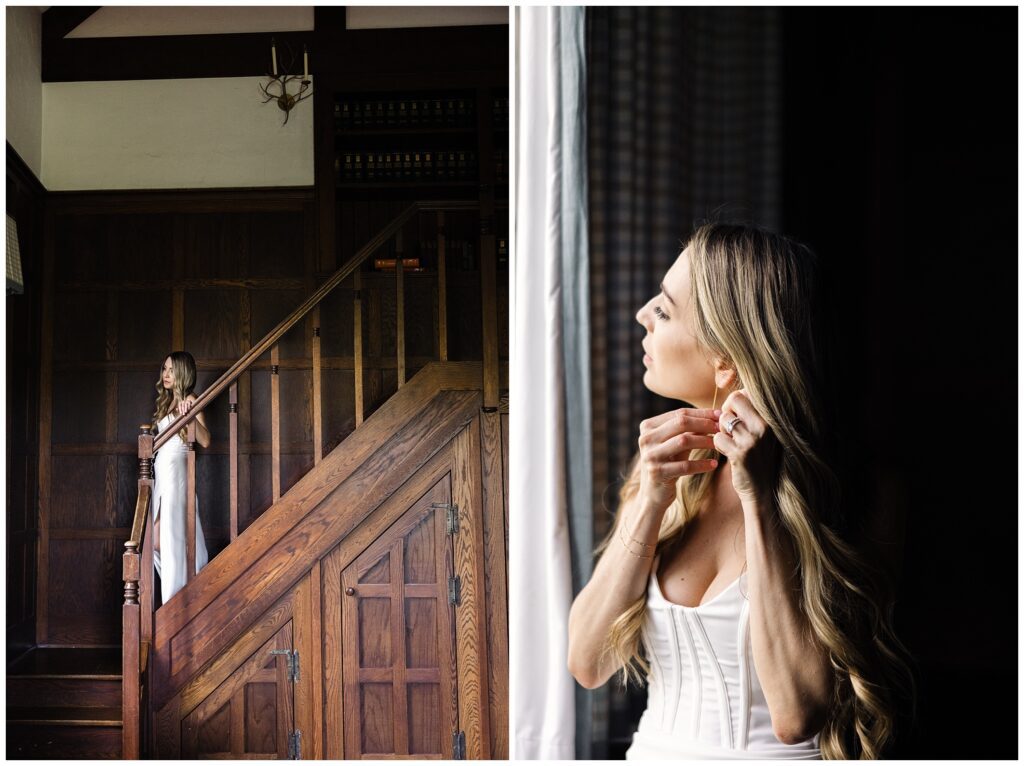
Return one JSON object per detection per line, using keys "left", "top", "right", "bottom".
{"left": 181, "top": 624, "right": 295, "bottom": 759}
{"left": 340, "top": 475, "right": 457, "bottom": 759}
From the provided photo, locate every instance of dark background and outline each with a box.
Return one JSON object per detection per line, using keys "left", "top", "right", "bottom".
{"left": 585, "top": 6, "right": 1016, "bottom": 759}
{"left": 783, "top": 9, "right": 1016, "bottom": 756}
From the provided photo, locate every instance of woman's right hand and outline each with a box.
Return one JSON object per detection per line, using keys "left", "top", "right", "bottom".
{"left": 636, "top": 407, "right": 721, "bottom": 515}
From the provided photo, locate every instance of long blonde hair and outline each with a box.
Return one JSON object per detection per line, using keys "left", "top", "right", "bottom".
{"left": 597, "top": 223, "right": 917, "bottom": 759}
{"left": 153, "top": 351, "right": 198, "bottom": 442}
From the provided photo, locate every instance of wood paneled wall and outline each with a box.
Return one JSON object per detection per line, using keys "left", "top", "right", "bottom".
{"left": 40, "top": 189, "right": 330, "bottom": 645}
{"left": 38, "top": 189, "right": 501, "bottom": 646}
{"left": 7, "top": 143, "right": 46, "bottom": 660}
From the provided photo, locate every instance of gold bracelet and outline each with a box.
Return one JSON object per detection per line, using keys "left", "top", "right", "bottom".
{"left": 618, "top": 525, "right": 654, "bottom": 559}
{"left": 619, "top": 522, "right": 655, "bottom": 551}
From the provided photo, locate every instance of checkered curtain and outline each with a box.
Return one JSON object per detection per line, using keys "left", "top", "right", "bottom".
{"left": 585, "top": 7, "right": 784, "bottom": 757}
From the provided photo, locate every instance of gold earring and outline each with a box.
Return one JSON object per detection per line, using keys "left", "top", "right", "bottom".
{"left": 712, "top": 386, "right": 718, "bottom": 410}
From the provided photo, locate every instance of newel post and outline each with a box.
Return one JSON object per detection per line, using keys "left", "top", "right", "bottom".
{"left": 138, "top": 423, "right": 154, "bottom": 485}
{"left": 123, "top": 423, "right": 153, "bottom": 760}
{"left": 123, "top": 538, "right": 141, "bottom": 759}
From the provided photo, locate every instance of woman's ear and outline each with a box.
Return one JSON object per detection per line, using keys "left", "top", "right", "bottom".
{"left": 713, "top": 357, "right": 740, "bottom": 392}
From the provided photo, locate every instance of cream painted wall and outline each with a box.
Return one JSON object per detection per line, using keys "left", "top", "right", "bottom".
{"left": 347, "top": 6, "right": 509, "bottom": 29}
{"left": 42, "top": 77, "right": 314, "bottom": 191}
{"left": 6, "top": 6, "right": 43, "bottom": 179}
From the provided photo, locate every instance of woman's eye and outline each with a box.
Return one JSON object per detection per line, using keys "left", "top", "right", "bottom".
{"left": 653, "top": 305, "right": 670, "bottom": 321}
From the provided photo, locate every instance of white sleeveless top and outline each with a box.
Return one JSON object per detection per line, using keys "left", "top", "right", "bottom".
{"left": 625, "top": 557, "right": 822, "bottom": 760}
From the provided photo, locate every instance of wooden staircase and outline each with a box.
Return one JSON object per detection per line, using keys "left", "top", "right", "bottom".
{"left": 7, "top": 648, "right": 123, "bottom": 759}
{"left": 115, "top": 201, "right": 508, "bottom": 759}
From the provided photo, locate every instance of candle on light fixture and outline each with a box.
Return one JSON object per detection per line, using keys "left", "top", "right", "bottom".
{"left": 303, "top": 46, "right": 309, "bottom": 80}
{"left": 271, "top": 38, "right": 278, "bottom": 76}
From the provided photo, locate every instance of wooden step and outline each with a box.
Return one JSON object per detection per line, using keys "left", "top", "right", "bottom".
{"left": 7, "top": 677, "right": 122, "bottom": 708}
{"left": 7, "top": 646, "right": 121, "bottom": 678}
{"left": 6, "top": 647, "right": 125, "bottom": 759}
{"left": 7, "top": 647, "right": 121, "bottom": 708}
{"left": 7, "top": 707, "right": 122, "bottom": 726}
{"left": 6, "top": 723, "right": 122, "bottom": 760}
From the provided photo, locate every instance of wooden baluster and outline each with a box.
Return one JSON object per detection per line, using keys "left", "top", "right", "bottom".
{"left": 271, "top": 345, "right": 281, "bottom": 502}
{"left": 477, "top": 84, "right": 500, "bottom": 411}
{"left": 437, "top": 211, "right": 448, "bottom": 362}
{"left": 396, "top": 229, "right": 405, "bottom": 387}
{"left": 229, "top": 383, "right": 239, "bottom": 541}
{"left": 353, "top": 271, "right": 364, "bottom": 427}
{"left": 480, "top": 228, "right": 499, "bottom": 409}
{"left": 312, "top": 307, "right": 323, "bottom": 464}
{"left": 186, "top": 420, "right": 197, "bottom": 582}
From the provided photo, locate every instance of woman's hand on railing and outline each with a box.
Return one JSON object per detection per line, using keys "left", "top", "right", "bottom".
{"left": 179, "top": 395, "right": 212, "bottom": 449}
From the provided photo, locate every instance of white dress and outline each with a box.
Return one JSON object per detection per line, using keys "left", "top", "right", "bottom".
{"left": 152, "top": 411, "right": 209, "bottom": 605}
{"left": 625, "top": 556, "right": 822, "bottom": 760}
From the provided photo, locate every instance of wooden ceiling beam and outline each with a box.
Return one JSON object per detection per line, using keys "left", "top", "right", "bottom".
{"left": 41, "top": 25, "right": 507, "bottom": 83}
{"left": 314, "top": 7, "right": 347, "bottom": 33}
{"left": 41, "top": 7, "right": 101, "bottom": 43}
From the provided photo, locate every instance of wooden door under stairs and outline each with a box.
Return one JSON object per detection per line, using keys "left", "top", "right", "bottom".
{"left": 331, "top": 469, "right": 458, "bottom": 759}
{"left": 180, "top": 624, "right": 297, "bottom": 759}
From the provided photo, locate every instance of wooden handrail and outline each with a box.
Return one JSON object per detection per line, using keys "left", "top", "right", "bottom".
{"left": 127, "top": 484, "right": 151, "bottom": 547}
{"left": 151, "top": 199, "right": 483, "bottom": 452}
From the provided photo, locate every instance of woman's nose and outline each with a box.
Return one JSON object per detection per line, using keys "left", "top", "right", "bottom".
{"left": 636, "top": 300, "right": 653, "bottom": 330}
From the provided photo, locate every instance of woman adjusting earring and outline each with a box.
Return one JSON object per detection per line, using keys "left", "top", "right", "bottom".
{"left": 567, "top": 223, "right": 916, "bottom": 760}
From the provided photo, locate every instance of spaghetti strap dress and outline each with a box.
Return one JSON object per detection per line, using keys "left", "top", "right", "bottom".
{"left": 624, "top": 555, "right": 822, "bottom": 760}
{"left": 152, "top": 411, "right": 209, "bottom": 604}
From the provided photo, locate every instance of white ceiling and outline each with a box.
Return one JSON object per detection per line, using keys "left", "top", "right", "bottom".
{"left": 60, "top": 6, "right": 508, "bottom": 38}
{"left": 65, "top": 7, "right": 314, "bottom": 38}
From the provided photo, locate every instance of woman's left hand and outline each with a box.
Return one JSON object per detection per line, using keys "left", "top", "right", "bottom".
{"left": 713, "top": 389, "right": 781, "bottom": 506}
{"left": 176, "top": 396, "right": 196, "bottom": 417}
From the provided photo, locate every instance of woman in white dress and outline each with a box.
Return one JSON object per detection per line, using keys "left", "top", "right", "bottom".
{"left": 567, "top": 224, "right": 917, "bottom": 759}
{"left": 152, "top": 351, "right": 210, "bottom": 605}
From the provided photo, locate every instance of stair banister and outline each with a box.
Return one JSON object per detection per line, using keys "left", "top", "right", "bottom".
{"left": 150, "top": 199, "right": 480, "bottom": 452}
{"left": 123, "top": 197, "right": 498, "bottom": 757}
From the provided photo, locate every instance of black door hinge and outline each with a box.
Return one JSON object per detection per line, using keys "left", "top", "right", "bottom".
{"left": 287, "top": 729, "right": 302, "bottom": 759}
{"left": 448, "top": 574, "right": 462, "bottom": 606}
{"left": 453, "top": 730, "right": 466, "bottom": 759}
{"left": 269, "top": 648, "right": 300, "bottom": 682}
{"left": 432, "top": 502, "right": 459, "bottom": 535}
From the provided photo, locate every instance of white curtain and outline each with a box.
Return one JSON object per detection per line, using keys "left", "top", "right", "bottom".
{"left": 510, "top": 6, "right": 589, "bottom": 760}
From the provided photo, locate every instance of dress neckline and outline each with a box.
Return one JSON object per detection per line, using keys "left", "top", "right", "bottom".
{"left": 651, "top": 555, "right": 745, "bottom": 610}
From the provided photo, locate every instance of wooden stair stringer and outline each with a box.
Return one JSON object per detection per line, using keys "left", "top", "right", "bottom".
{"left": 154, "top": 362, "right": 481, "bottom": 643}
{"left": 150, "top": 366, "right": 483, "bottom": 710}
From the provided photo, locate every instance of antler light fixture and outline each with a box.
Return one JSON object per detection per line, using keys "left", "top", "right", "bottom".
{"left": 260, "top": 37, "right": 312, "bottom": 126}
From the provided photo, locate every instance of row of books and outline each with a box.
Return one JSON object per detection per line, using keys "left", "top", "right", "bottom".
{"left": 334, "top": 96, "right": 510, "bottom": 131}
{"left": 335, "top": 98, "right": 475, "bottom": 130}
{"left": 492, "top": 97, "right": 509, "bottom": 128}
{"left": 494, "top": 149, "right": 508, "bottom": 185}
{"left": 336, "top": 150, "right": 478, "bottom": 183}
